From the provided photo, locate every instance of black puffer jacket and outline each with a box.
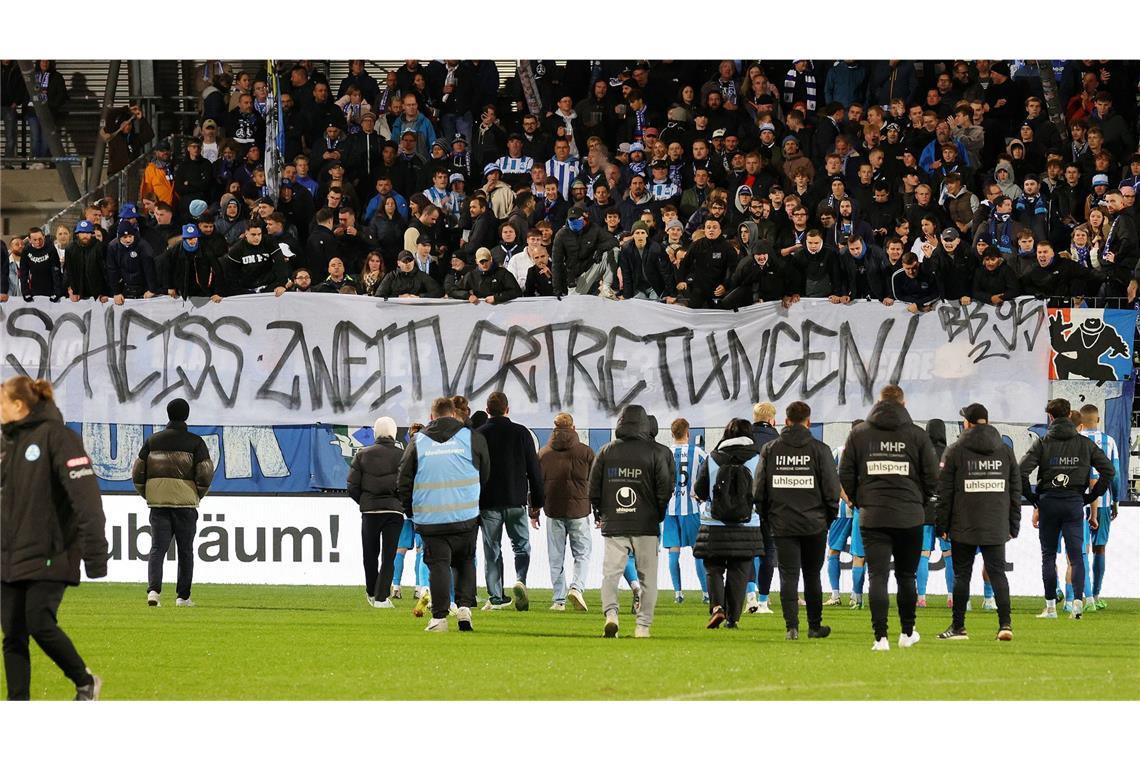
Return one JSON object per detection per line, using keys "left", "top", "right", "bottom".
{"left": 838, "top": 400, "right": 940, "bottom": 529}
{"left": 588, "top": 405, "right": 672, "bottom": 536}
{"left": 936, "top": 423, "right": 1021, "bottom": 544}
{"left": 755, "top": 424, "right": 841, "bottom": 537}
{"left": 692, "top": 436, "right": 765, "bottom": 558}
{"left": 551, "top": 222, "right": 617, "bottom": 295}
{"left": 347, "top": 436, "right": 404, "bottom": 514}
{"left": 1019, "top": 417, "right": 1114, "bottom": 505}
{"left": 131, "top": 421, "right": 214, "bottom": 507}
{"left": 0, "top": 399, "right": 108, "bottom": 585}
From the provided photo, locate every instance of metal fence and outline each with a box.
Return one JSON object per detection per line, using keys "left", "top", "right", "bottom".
{"left": 40, "top": 133, "right": 190, "bottom": 236}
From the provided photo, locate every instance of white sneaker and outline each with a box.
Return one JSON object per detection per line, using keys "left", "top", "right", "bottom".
{"left": 414, "top": 586, "right": 428, "bottom": 599}
{"left": 371, "top": 598, "right": 395, "bottom": 609}
{"left": 448, "top": 603, "right": 459, "bottom": 616}
{"left": 175, "top": 598, "right": 195, "bottom": 607}
{"left": 481, "top": 599, "right": 494, "bottom": 611}
{"left": 568, "top": 588, "right": 588, "bottom": 612}
{"left": 871, "top": 637, "right": 890, "bottom": 652}
{"left": 756, "top": 600, "right": 773, "bottom": 614}
{"left": 488, "top": 600, "right": 514, "bottom": 610}
{"left": 456, "top": 606, "right": 473, "bottom": 632}
{"left": 424, "top": 617, "right": 449, "bottom": 633}
{"left": 634, "top": 625, "right": 651, "bottom": 639}
{"left": 982, "top": 597, "right": 997, "bottom": 611}
{"left": 550, "top": 602, "right": 566, "bottom": 611}
{"left": 1071, "top": 600, "right": 1083, "bottom": 620}
{"left": 147, "top": 591, "right": 160, "bottom": 607}
{"left": 1036, "top": 606, "right": 1058, "bottom": 619}
{"left": 367, "top": 594, "right": 375, "bottom": 606}
{"left": 898, "top": 630, "right": 921, "bottom": 648}
{"left": 603, "top": 611, "right": 619, "bottom": 638}
{"left": 745, "top": 591, "right": 759, "bottom": 613}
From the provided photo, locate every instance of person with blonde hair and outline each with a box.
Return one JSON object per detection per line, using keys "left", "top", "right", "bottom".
{"left": 1, "top": 377, "right": 108, "bottom": 700}
{"left": 348, "top": 416, "right": 406, "bottom": 608}
{"left": 534, "top": 412, "right": 595, "bottom": 611}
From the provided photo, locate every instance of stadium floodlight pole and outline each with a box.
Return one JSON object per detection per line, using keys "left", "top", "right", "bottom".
{"left": 89, "top": 59, "right": 122, "bottom": 190}
{"left": 18, "top": 59, "right": 82, "bottom": 202}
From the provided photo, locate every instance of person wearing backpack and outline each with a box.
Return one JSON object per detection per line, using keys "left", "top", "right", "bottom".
{"left": 838, "top": 384, "right": 940, "bottom": 652}
{"left": 588, "top": 405, "right": 673, "bottom": 639}
{"left": 692, "top": 418, "right": 765, "bottom": 630}
{"left": 754, "top": 401, "right": 841, "bottom": 640}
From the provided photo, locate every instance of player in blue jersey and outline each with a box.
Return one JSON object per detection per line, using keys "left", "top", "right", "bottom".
{"left": 663, "top": 419, "right": 710, "bottom": 604}
{"left": 1080, "top": 404, "right": 1120, "bottom": 610}
{"left": 824, "top": 429, "right": 866, "bottom": 608}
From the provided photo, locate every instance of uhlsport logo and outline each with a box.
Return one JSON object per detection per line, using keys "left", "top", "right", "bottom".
{"left": 616, "top": 486, "right": 638, "bottom": 509}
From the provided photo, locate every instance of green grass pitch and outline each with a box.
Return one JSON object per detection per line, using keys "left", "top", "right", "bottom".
{"left": 7, "top": 583, "right": 1137, "bottom": 700}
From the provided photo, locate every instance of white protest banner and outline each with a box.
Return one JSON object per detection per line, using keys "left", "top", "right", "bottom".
{"left": 0, "top": 294, "right": 1051, "bottom": 427}
{"left": 95, "top": 496, "right": 1140, "bottom": 598}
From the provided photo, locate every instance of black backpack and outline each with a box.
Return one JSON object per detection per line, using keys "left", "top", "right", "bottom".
{"left": 712, "top": 460, "right": 754, "bottom": 523}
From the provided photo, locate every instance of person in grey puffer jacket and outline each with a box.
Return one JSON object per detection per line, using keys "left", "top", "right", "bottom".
{"left": 348, "top": 416, "right": 405, "bottom": 607}
{"left": 589, "top": 404, "right": 672, "bottom": 639}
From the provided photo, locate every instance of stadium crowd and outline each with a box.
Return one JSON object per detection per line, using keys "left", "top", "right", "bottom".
{"left": 3, "top": 59, "right": 1139, "bottom": 309}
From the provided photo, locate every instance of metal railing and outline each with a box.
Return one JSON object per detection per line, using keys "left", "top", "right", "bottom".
{"left": 40, "top": 133, "right": 190, "bottom": 236}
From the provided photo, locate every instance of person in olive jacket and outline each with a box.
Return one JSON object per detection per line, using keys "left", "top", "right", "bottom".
{"left": 532, "top": 412, "right": 595, "bottom": 612}
{"left": 1, "top": 377, "right": 108, "bottom": 701}
{"left": 347, "top": 416, "right": 406, "bottom": 608}
{"left": 936, "top": 403, "right": 1021, "bottom": 641}
{"left": 132, "top": 399, "right": 214, "bottom": 608}
{"left": 754, "top": 401, "right": 841, "bottom": 640}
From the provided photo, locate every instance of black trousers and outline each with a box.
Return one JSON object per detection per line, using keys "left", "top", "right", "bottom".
{"left": 861, "top": 524, "right": 924, "bottom": 639}
{"left": 1037, "top": 491, "right": 1085, "bottom": 600}
{"left": 704, "top": 557, "right": 752, "bottom": 623}
{"left": 148, "top": 508, "right": 198, "bottom": 599}
{"left": 748, "top": 529, "right": 778, "bottom": 594}
{"left": 361, "top": 512, "right": 404, "bottom": 601}
{"left": 1, "top": 580, "right": 92, "bottom": 700}
{"left": 775, "top": 531, "right": 827, "bottom": 631}
{"left": 421, "top": 527, "right": 478, "bottom": 620}
{"left": 951, "top": 541, "right": 1011, "bottom": 628}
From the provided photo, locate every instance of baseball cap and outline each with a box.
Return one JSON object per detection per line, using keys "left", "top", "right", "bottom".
{"left": 475, "top": 247, "right": 493, "bottom": 263}
{"left": 617, "top": 142, "right": 632, "bottom": 154}
{"left": 958, "top": 403, "right": 989, "bottom": 424}
{"left": 940, "top": 228, "right": 960, "bottom": 241}
{"left": 650, "top": 159, "right": 667, "bottom": 170}
{"left": 398, "top": 250, "right": 415, "bottom": 262}
{"left": 449, "top": 172, "right": 465, "bottom": 183}
{"left": 567, "top": 207, "right": 584, "bottom": 220}
{"left": 257, "top": 196, "right": 276, "bottom": 208}
{"left": 201, "top": 119, "right": 218, "bottom": 129}
{"left": 629, "top": 142, "right": 645, "bottom": 153}
{"left": 712, "top": 128, "right": 727, "bottom": 139}
{"left": 643, "top": 127, "right": 659, "bottom": 137}
{"left": 74, "top": 220, "right": 95, "bottom": 234}
{"left": 1091, "top": 174, "right": 1109, "bottom": 188}
{"left": 181, "top": 223, "right": 199, "bottom": 238}
{"left": 451, "top": 133, "right": 468, "bottom": 145}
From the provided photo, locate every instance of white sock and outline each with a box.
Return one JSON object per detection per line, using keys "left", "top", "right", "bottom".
{"left": 830, "top": 591, "right": 840, "bottom": 599}
{"left": 1046, "top": 599, "right": 1056, "bottom": 610}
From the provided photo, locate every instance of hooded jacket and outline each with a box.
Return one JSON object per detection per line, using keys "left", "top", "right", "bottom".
{"left": 347, "top": 436, "right": 405, "bottom": 514}
{"left": 972, "top": 259, "right": 1020, "bottom": 303}
{"left": 1018, "top": 417, "right": 1114, "bottom": 505}
{"left": 18, "top": 240, "right": 64, "bottom": 299}
{"left": 397, "top": 416, "right": 490, "bottom": 535}
{"left": 131, "top": 420, "right": 214, "bottom": 508}
{"left": 936, "top": 423, "right": 1021, "bottom": 544}
{"left": 692, "top": 435, "right": 765, "bottom": 558}
{"left": 1, "top": 399, "right": 108, "bottom": 585}
{"left": 460, "top": 261, "right": 523, "bottom": 302}
{"left": 838, "top": 400, "right": 940, "bottom": 529}
{"left": 588, "top": 405, "right": 673, "bottom": 536}
{"left": 926, "top": 244, "right": 976, "bottom": 302}
{"left": 223, "top": 238, "right": 289, "bottom": 294}
{"left": 65, "top": 237, "right": 108, "bottom": 299}
{"left": 754, "top": 423, "right": 841, "bottom": 537}
{"left": 105, "top": 231, "right": 159, "bottom": 296}
{"left": 534, "top": 428, "right": 596, "bottom": 521}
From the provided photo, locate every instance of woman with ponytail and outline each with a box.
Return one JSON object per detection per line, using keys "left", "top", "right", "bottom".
{"left": 1, "top": 377, "right": 108, "bottom": 700}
